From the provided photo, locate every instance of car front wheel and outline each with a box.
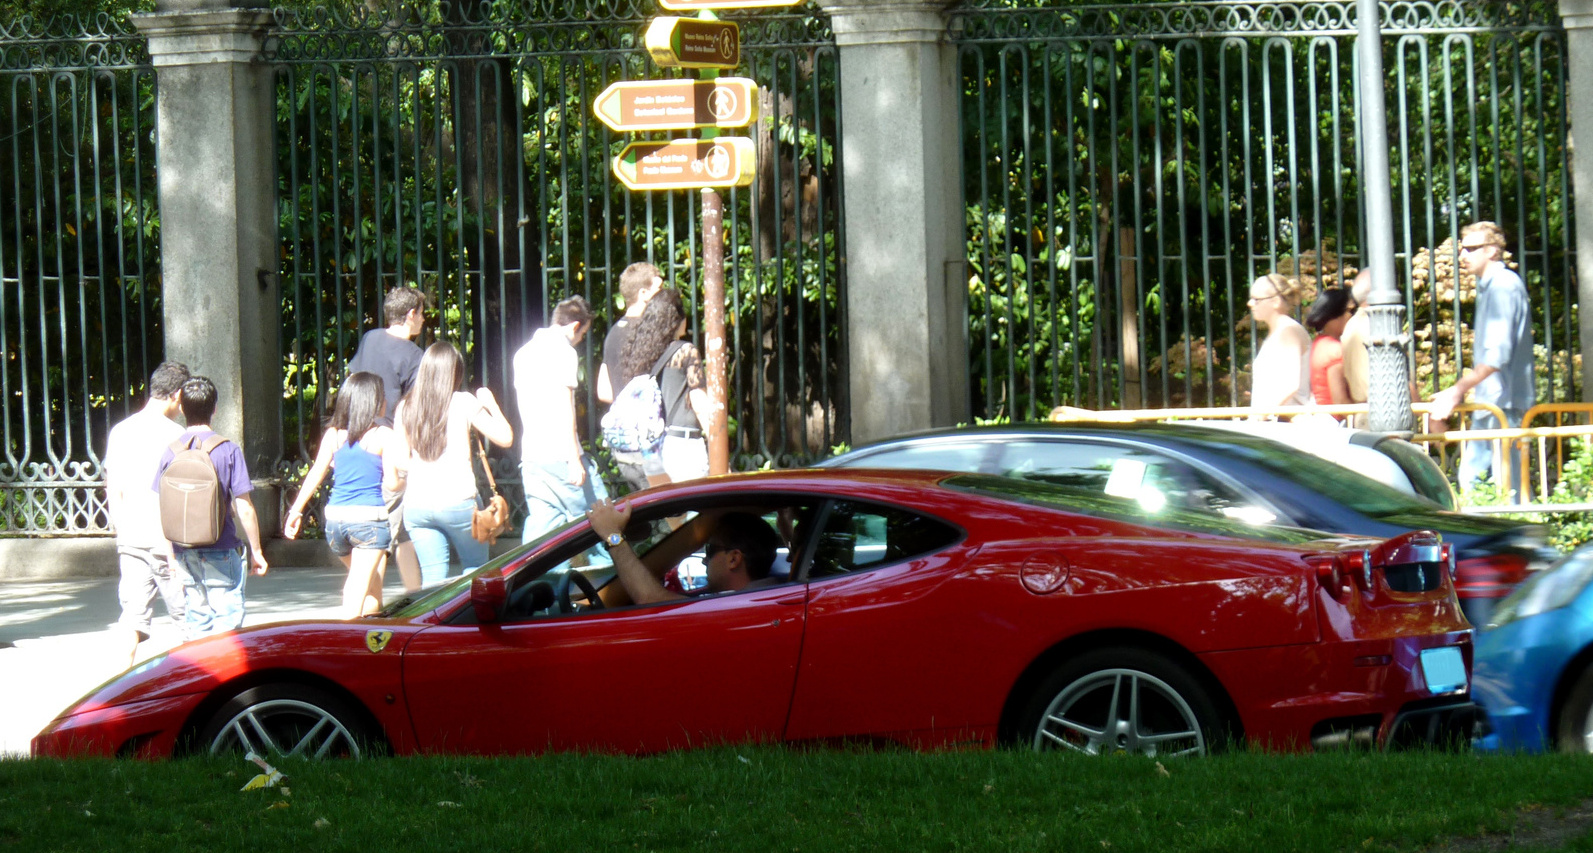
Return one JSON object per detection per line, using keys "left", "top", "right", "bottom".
{"left": 1020, "top": 647, "right": 1226, "bottom": 757}
{"left": 198, "top": 684, "right": 377, "bottom": 759}
{"left": 1556, "top": 665, "right": 1593, "bottom": 754}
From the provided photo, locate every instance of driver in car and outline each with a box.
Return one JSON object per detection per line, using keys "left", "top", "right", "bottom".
{"left": 586, "top": 499, "right": 780, "bottom": 604}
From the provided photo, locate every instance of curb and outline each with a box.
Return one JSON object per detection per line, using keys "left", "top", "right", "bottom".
{"left": 0, "top": 538, "right": 344, "bottom": 582}
{"left": 0, "top": 536, "right": 527, "bottom": 582}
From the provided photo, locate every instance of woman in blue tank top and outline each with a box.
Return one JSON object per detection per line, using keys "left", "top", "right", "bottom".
{"left": 283, "top": 372, "right": 403, "bottom": 617}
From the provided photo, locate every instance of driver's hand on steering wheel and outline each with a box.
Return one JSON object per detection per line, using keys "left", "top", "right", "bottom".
{"left": 587, "top": 498, "right": 631, "bottom": 540}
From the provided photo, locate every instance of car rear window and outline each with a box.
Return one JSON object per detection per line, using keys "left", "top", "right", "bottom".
{"left": 941, "top": 473, "right": 1326, "bottom": 544}
{"left": 1199, "top": 432, "right": 1442, "bottom": 516}
{"left": 1374, "top": 439, "right": 1456, "bottom": 510}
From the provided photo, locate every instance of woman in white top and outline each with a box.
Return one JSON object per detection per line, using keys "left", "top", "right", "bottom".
{"left": 392, "top": 342, "right": 513, "bottom": 586}
{"left": 1247, "top": 273, "right": 1314, "bottom": 410}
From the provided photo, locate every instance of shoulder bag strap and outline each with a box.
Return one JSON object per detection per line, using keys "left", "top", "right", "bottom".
{"left": 472, "top": 432, "right": 500, "bottom": 495}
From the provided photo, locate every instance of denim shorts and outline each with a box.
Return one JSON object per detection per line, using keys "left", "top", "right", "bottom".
{"left": 326, "top": 518, "right": 392, "bottom": 557}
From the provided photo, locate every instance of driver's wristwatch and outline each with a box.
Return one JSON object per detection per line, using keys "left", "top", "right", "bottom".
{"left": 600, "top": 532, "right": 625, "bottom": 550}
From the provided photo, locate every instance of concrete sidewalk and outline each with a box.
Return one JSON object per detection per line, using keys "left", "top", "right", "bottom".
{"left": 0, "top": 564, "right": 411, "bottom": 758}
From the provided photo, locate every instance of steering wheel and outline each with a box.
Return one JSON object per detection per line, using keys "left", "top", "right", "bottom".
{"left": 555, "top": 569, "right": 605, "bottom": 613}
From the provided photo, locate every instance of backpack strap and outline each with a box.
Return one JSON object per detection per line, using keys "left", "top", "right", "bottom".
{"left": 657, "top": 341, "right": 691, "bottom": 427}
{"left": 647, "top": 341, "right": 682, "bottom": 379}
{"left": 168, "top": 433, "right": 229, "bottom": 454}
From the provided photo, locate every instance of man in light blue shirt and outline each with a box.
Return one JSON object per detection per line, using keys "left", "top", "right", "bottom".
{"left": 1429, "top": 221, "right": 1535, "bottom": 493}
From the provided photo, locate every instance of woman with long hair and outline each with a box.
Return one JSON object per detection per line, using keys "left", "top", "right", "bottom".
{"left": 392, "top": 342, "right": 513, "bottom": 585}
{"left": 1247, "top": 273, "right": 1314, "bottom": 409}
{"left": 617, "top": 287, "right": 717, "bottom": 483}
{"left": 1305, "top": 286, "right": 1356, "bottom": 407}
{"left": 283, "top": 372, "right": 402, "bottom": 617}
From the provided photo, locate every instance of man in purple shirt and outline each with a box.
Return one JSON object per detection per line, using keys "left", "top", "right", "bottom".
{"left": 152, "top": 376, "right": 269, "bottom": 638}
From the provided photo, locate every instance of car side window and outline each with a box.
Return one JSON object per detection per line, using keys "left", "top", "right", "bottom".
{"left": 994, "top": 440, "right": 1255, "bottom": 519}
{"left": 807, "top": 501, "right": 960, "bottom": 578}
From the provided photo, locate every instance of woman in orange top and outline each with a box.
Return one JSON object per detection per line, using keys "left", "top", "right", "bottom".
{"left": 1306, "top": 287, "right": 1356, "bottom": 406}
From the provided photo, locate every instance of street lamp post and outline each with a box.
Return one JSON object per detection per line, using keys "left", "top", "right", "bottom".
{"left": 1357, "top": 0, "right": 1414, "bottom": 433}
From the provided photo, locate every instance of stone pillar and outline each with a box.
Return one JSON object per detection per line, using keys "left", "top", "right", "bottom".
{"left": 818, "top": 0, "right": 968, "bottom": 444}
{"left": 133, "top": 1, "right": 281, "bottom": 510}
{"left": 1562, "top": 0, "right": 1593, "bottom": 401}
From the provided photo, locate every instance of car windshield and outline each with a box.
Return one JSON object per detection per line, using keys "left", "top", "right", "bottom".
{"left": 941, "top": 473, "right": 1327, "bottom": 544}
{"left": 1196, "top": 431, "right": 1445, "bottom": 517}
{"left": 376, "top": 517, "right": 584, "bottom": 619}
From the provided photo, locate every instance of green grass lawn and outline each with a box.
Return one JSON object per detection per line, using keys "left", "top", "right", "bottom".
{"left": 3, "top": 748, "right": 1592, "bottom": 852}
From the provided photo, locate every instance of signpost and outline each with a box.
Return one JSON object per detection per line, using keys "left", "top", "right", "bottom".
{"left": 612, "top": 138, "right": 756, "bottom": 191}
{"left": 645, "top": 17, "right": 740, "bottom": 69}
{"left": 597, "top": 1, "right": 796, "bottom": 474}
{"left": 592, "top": 78, "right": 758, "bottom": 132}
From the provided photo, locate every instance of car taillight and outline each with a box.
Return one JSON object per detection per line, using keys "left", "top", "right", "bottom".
{"left": 1341, "top": 548, "right": 1374, "bottom": 591}
{"left": 1306, "top": 553, "right": 1349, "bottom": 599}
{"left": 1454, "top": 552, "right": 1532, "bottom": 597}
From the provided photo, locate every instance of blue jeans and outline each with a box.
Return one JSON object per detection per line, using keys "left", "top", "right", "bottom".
{"left": 174, "top": 547, "right": 247, "bottom": 640}
{"left": 404, "top": 498, "right": 488, "bottom": 587}
{"left": 521, "top": 456, "right": 609, "bottom": 545}
{"left": 1460, "top": 409, "right": 1527, "bottom": 498}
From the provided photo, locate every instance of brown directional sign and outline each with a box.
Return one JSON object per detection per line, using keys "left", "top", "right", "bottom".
{"left": 613, "top": 137, "right": 756, "bottom": 190}
{"left": 645, "top": 17, "right": 739, "bottom": 69}
{"left": 592, "top": 78, "right": 758, "bottom": 132}
{"left": 658, "top": 0, "right": 801, "bottom": 8}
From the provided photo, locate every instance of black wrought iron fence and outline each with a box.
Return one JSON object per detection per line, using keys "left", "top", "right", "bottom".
{"left": 265, "top": 0, "right": 845, "bottom": 513}
{"left": 0, "top": 14, "right": 159, "bottom": 536}
{"left": 953, "top": 0, "right": 1575, "bottom": 421}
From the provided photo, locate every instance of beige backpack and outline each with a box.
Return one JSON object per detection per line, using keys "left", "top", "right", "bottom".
{"left": 158, "top": 434, "right": 229, "bottom": 547}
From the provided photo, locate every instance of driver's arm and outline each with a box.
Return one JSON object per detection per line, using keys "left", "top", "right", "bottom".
{"left": 588, "top": 499, "right": 683, "bottom": 604}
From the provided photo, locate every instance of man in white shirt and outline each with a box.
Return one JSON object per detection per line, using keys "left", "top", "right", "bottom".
{"left": 103, "top": 361, "right": 189, "bottom": 667}
{"left": 514, "top": 296, "right": 606, "bottom": 543}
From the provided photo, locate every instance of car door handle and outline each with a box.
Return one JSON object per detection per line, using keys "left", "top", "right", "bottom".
{"left": 775, "top": 592, "right": 806, "bottom": 607}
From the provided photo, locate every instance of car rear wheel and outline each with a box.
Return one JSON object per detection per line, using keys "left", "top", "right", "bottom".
{"left": 1556, "top": 665, "right": 1593, "bottom": 754}
{"left": 199, "top": 684, "right": 376, "bottom": 759}
{"left": 1020, "top": 647, "right": 1226, "bottom": 757}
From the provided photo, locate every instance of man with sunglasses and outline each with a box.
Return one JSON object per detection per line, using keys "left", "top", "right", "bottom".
{"left": 586, "top": 499, "right": 780, "bottom": 604}
{"left": 1429, "top": 221, "right": 1535, "bottom": 493}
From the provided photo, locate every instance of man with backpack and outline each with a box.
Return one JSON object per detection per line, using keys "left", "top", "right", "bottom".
{"left": 152, "top": 376, "right": 269, "bottom": 638}
{"left": 513, "top": 295, "right": 607, "bottom": 544}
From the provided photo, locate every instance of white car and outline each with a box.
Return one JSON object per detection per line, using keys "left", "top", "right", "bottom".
{"left": 1186, "top": 420, "right": 1457, "bottom": 510}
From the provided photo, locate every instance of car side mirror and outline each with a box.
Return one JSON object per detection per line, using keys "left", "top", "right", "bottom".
{"left": 471, "top": 574, "right": 507, "bottom": 624}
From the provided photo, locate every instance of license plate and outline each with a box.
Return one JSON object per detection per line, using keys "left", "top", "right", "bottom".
{"left": 1420, "top": 647, "right": 1467, "bottom": 694}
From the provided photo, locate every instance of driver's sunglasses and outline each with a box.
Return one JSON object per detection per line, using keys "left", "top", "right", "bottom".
{"left": 704, "top": 542, "right": 733, "bottom": 559}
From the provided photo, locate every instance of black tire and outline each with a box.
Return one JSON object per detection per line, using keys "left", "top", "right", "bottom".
{"left": 1017, "top": 647, "right": 1228, "bottom": 757}
{"left": 1556, "top": 665, "right": 1593, "bottom": 754}
{"left": 197, "top": 683, "right": 380, "bottom": 759}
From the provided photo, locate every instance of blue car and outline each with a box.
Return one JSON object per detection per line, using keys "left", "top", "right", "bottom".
{"left": 1474, "top": 545, "right": 1593, "bottom": 753}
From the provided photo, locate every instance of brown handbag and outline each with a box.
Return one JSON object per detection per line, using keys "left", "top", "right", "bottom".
{"left": 470, "top": 436, "right": 511, "bottom": 545}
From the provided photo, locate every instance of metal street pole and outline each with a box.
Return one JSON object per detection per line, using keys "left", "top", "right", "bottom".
{"left": 698, "top": 9, "right": 731, "bottom": 475}
{"left": 1357, "top": 0, "right": 1413, "bottom": 433}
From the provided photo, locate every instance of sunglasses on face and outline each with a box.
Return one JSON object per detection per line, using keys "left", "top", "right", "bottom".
{"left": 704, "top": 542, "right": 732, "bottom": 559}
{"left": 1459, "top": 243, "right": 1494, "bottom": 255}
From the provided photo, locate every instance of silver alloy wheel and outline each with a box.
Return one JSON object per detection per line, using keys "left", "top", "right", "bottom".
{"left": 207, "top": 698, "right": 363, "bottom": 759}
{"left": 1032, "top": 667, "right": 1206, "bottom": 757}
{"left": 1580, "top": 702, "right": 1593, "bottom": 754}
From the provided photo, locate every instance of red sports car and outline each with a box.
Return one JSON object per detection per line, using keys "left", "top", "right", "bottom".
{"left": 35, "top": 469, "right": 1476, "bottom": 759}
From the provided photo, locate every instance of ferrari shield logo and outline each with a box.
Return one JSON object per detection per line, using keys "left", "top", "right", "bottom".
{"left": 365, "top": 630, "right": 394, "bottom": 654}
